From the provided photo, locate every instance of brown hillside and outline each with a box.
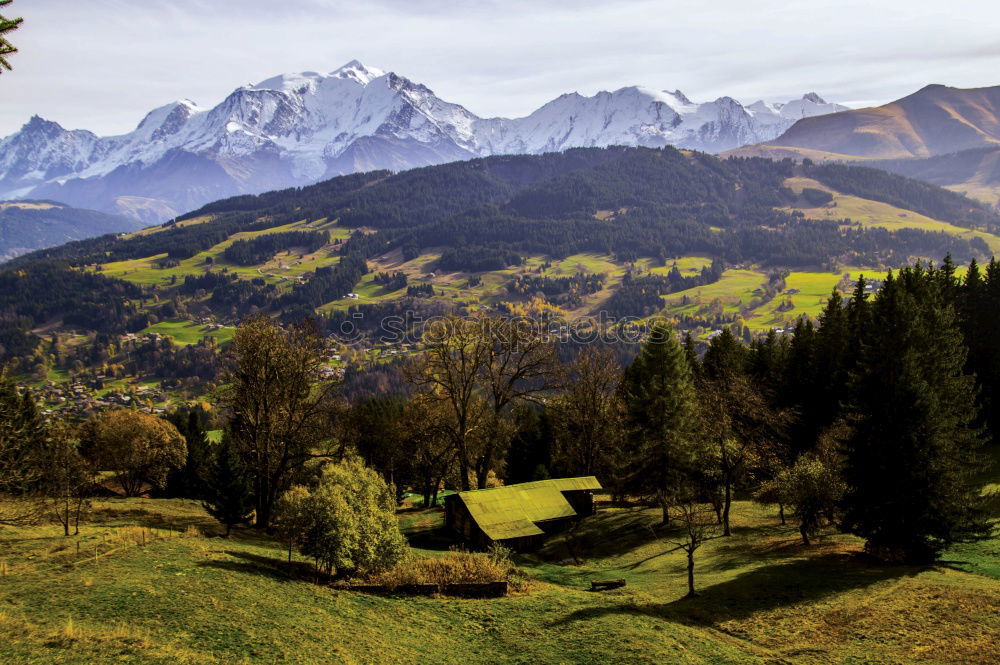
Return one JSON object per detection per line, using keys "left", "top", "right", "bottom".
{"left": 762, "top": 84, "right": 1000, "bottom": 159}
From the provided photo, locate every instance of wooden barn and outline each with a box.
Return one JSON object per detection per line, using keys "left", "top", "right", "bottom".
{"left": 444, "top": 476, "right": 602, "bottom": 551}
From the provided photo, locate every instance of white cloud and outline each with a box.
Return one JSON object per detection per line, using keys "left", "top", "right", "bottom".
{"left": 2, "top": 0, "right": 1000, "bottom": 136}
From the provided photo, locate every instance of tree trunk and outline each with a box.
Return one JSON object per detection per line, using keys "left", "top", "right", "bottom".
{"left": 722, "top": 480, "right": 732, "bottom": 536}
{"left": 686, "top": 549, "right": 697, "bottom": 598}
{"left": 799, "top": 522, "right": 810, "bottom": 546}
{"left": 778, "top": 502, "right": 786, "bottom": 525}
{"left": 225, "top": 522, "right": 232, "bottom": 538}
{"left": 661, "top": 501, "right": 670, "bottom": 526}
{"left": 458, "top": 456, "right": 472, "bottom": 492}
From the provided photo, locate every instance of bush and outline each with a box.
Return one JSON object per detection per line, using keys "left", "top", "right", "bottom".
{"left": 367, "top": 546, "right": 513, "bottom": 588}
{"left": 288, "top": 459, "right": 408, "bottom": 576}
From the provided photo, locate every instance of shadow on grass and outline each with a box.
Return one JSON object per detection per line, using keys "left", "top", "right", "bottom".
{"left": 546, "top": 553, "right": 919, "bottom": 628}
{"left": 197, "top": 549, "right": 322, "bottom": 583}
{"left": 405, "top": 524, "right": 460, "bottom": 552}
{"left": 89, "top": 505, "right": 216, "bottom": 534}
{"left": 533, "top": 507, "right": 664, "bottom": 564}
{"left": 400, "top": 509, "right": 461, "bottom": 552}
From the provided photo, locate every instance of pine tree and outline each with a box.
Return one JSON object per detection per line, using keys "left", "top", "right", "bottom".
{"left": 166, "top": 411, "right": 211, "bottom": 499}
{"left": 843, "top": 266, "right": 991, "bottom": 563}
{"left": 202, "top": 432, "right": 254, "bottom": 537}
{"left": 0, "top": 368, "right": 46, "bottom": 493}
{"left": 619, "top": 321, "right": 702, "bottom": 523}
{"left": 682, "top": 332, "right": 699, "bottom": 374}
{"left": 0, "top": 0, "right": 22, "bottom": 73}
{"left": 701, "top": 328, "right": 747, "bottom": 380}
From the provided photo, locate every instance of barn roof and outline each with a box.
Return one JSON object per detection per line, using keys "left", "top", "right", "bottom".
{"left": 455, "top": 476, "right": 602, "bottom": 541}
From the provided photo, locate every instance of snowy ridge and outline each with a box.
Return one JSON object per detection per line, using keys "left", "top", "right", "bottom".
{"left": 0, "top": 61, "right": 847, "bottom": 222}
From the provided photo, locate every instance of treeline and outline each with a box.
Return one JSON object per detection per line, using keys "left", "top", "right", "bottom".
{"left": 222, "top": 230, "right": 328, "bottom": 265}
{"left": 438, "top": 245, "right": 522, "bottom": 272}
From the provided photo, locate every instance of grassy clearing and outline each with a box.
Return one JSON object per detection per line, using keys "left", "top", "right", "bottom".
{"left": 139, "top": 321, "right": 235, "bottom": 346}
{"left": 129, "top": 215, "right": 218, "bottom": 237}
{"left": 662, "top": 269, "right": 767, "bottom": 314}
{"left": 1, "top": 493, "right": 997, "bottom": 665}
{"left": 783, "top": 177, "right": 1000, "bottom": 254}
{"left": 752, "top": 271, "right": 842, "bottom": 329}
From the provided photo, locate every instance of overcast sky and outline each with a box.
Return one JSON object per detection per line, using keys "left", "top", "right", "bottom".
{"left": 3, "top": 0, "right": 1000, "bottom": 137}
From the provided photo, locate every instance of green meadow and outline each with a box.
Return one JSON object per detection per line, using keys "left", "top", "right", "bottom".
{"left": 139, "top": 321, "right": 236, "bottom": 346}
{"left": 1, "top": 488, "right": 997, "bottom": 665}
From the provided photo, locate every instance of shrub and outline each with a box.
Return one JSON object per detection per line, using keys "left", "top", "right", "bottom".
{"left": 367, "top": 547, "right": 512, "bottom": 589}
{"left": 81, "top": 410, "right": 186, "bottom": 497}
{"left": 292, "top": 459, "right": 408, "bottom": 576}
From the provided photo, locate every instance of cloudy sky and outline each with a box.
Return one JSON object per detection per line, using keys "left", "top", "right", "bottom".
{"left": 3, "top": 0, "right": 1000, "bottom": 137}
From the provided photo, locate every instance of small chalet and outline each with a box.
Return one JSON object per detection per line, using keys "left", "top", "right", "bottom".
{"left": 445, "top": 476, "right": 602, "bottom": 551}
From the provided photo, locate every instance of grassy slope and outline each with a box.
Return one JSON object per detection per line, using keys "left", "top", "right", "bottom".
{"left": 782, "top": 177, "right": 1000, "bottom": 253}
{"left": 138, "top": 321, "right": 235, "bottom": 346}
{"left": 95, "top": 219, "right": 350, "bottom": 287}
{"left": 2, "top": 483, "right": 997, "bottom": 665}
{"left": 81, "top": 180, "right": 1000, "bottom": 346}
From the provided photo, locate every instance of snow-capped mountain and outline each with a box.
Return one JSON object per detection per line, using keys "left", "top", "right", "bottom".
{"left": 0, "top": 60, "right": 847, "bottom": 223}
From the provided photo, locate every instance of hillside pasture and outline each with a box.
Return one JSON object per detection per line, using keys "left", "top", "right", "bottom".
{"left": 0, "top": 494, "right": 997, "bottom": 665}
{"left": 783, "top": 177, "right": 1000, "bottom": 254}
{"left": 138, "top": 320, "right": 235, "bottom": 346}
{"left": 94, "top": 219, "right": 351, "bottom": 286}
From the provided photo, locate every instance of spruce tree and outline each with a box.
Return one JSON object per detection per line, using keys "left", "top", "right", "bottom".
{"left": 167, "top": 411, "right": 210, "bottom": 499}
{"left": 0, "top": 368, "right": 46, "bottom": 493}
{"left": 0, "top": 0, "right": 21, "bottom": 72}
{"left": 843, "top": 266, "right": 991, "bottom": 563}
{"left": 202, "top": 432, "right": 254, "bottom": 537}
{"left": 619, "top": 321, "right": 702, "bottom": 523}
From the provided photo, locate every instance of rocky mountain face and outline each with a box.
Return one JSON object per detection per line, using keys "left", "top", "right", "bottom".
{"left": 0, "top": 60, "right": 846, "bottom": 223}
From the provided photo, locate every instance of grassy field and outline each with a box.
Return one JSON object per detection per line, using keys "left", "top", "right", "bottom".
{"left": 139, "top": 321, "right": 236, "bottom": 346}
{"left": 783, "top": 177, "right": 1000, "bottom": 254}
{"left": 2, "top": 483, "right": 996, "bottom": 665}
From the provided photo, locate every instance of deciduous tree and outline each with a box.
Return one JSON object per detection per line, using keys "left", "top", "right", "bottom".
{"left": 295, "top": 459, "right": 408, "bottom": 577}
{"left": 549, "top": 346, "right": 623, "bottom": 478}
{"left": 224, "top": 315, "right": 339, "bottom": 528}
{"left": 84, "top": 410, "right": 186, "bottom": 497}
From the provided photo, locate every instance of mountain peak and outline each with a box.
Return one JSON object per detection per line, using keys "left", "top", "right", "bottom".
{"left": 330, "top": 59, "right": 385, "bottom": 85}
{"left": 802, "top": 92, "right": 826, "bottom": 104}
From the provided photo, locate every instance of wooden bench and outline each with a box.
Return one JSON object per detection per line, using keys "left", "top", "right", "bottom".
{"left": 590, "top": 579, "right": 626, "bottom": 591}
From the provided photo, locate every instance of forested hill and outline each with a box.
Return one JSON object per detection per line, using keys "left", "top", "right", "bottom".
{"left": 3, "top": 145, "right": 1000, "bottom": 366}
{"left": 14, "top": 146, "right": 999, "bottom": 271}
